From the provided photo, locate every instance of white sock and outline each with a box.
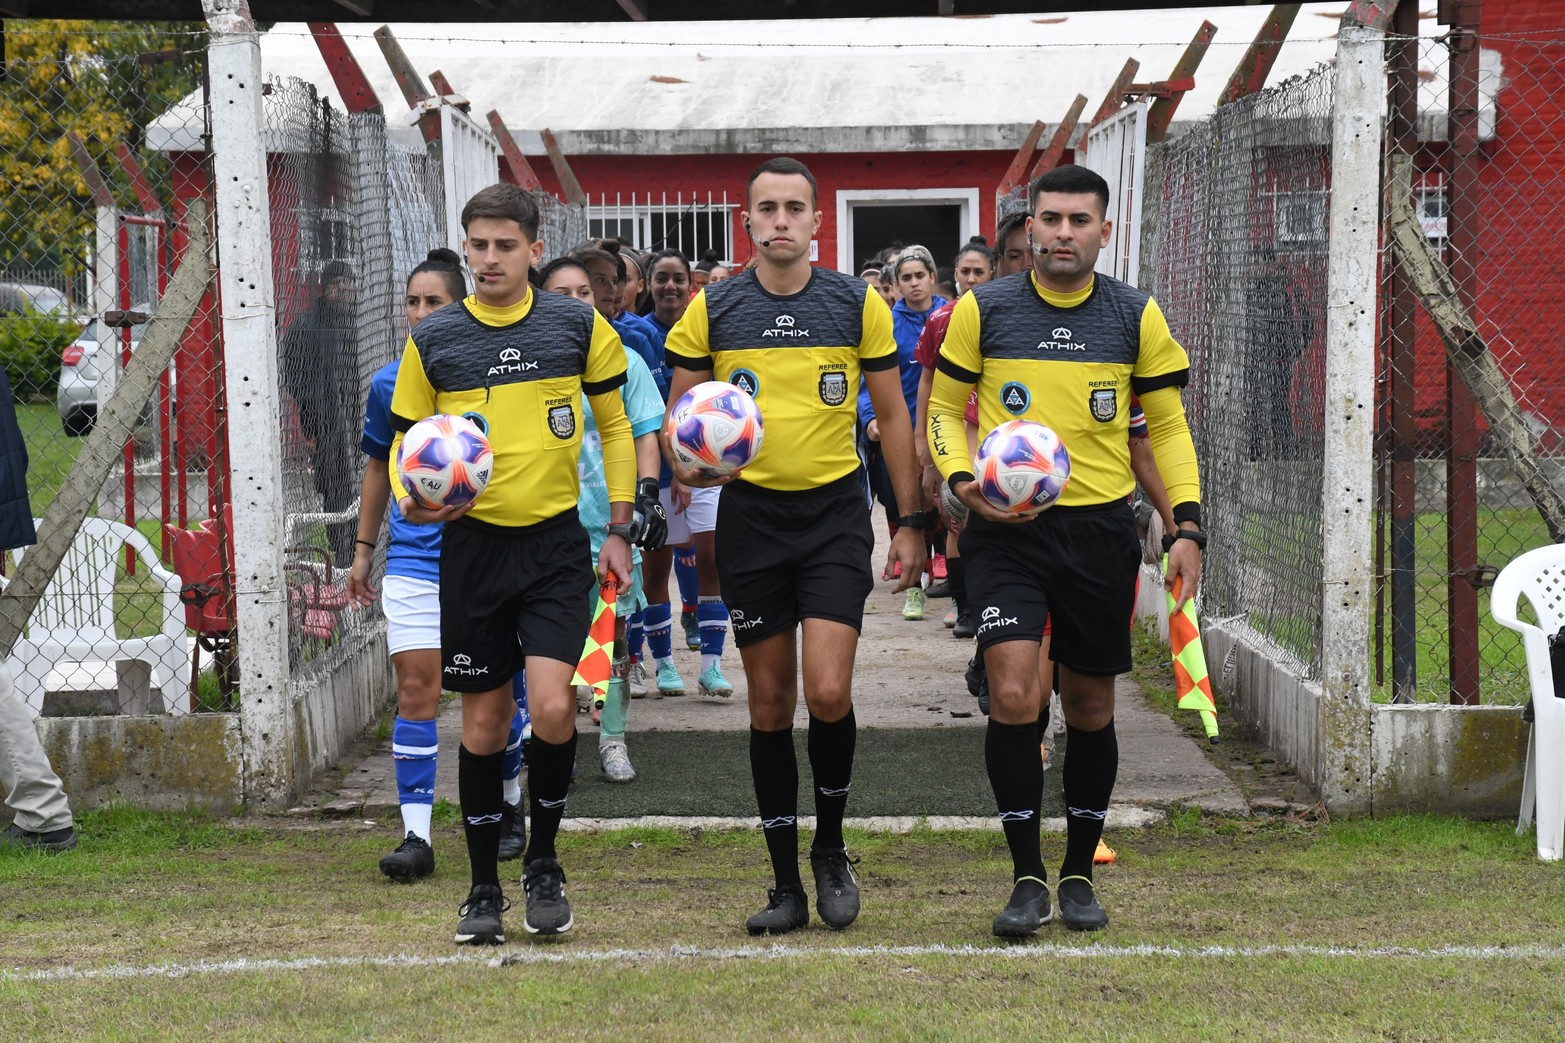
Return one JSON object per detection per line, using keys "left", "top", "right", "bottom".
{"left": 702, "top": 653, "right": 720, "bottom": 673}
{"left": 401, "top": 803, "right": 433, "bottom": 844}
{"left": 503, "top": 777, "right": 522, "bottom": 806}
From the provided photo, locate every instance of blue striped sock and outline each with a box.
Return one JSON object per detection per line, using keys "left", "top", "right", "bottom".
{"left": 675, "top": 548, "right": 698, "bottom": 611}
{"left": 627, "top": 608, "right": 646, "bottom": 663}
{"left": 698, "top": 596, "right": 729, "bottom": 666}
{"left": 504, "top": 673, "right": 529, "bottom": 805}
{"left": 645, "top": 601, "right": 673, "bottom": 661}
{"left": 392, "top": 715, "right": 438, "bottom": 842}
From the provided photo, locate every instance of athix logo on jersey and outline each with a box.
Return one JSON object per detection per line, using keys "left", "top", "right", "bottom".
{"left": 730, "top": 609, "right": 764, "bottom": 631}
{"left": 977, "top": 605, "right": 1019, "bottom": 635}
{"left": 1000, "top": 381, "right": 1031, "bottom": 415}
{"left": 488, "top": 345, "right": 539, "bottom": 377}
{"left": 1036, "top": 324, "right": 1087, "bottom": 353}
{"left": 762, "top": 313, "right": 810, "bottom": 339}
{"left": 731, "top": 368, "right": 759, "bottom": 396}
{"left": 447, "top": 653, "right": 490, "bottom": 677}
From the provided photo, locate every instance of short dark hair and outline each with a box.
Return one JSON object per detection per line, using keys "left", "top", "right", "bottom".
{"left": 646, "top": 248, "right": 691, "bottom": 277}
{"left": 746, "top": 157, "right": 818, "bottom": 207}
{"left": 996, "top": 210, "right": 1029, "bottom": 247}
{"left": 537, "top": 256, "right": 591, "bottom": 288}
{"left": 407, "top": 247, "right": 465, "bottom": 301}
{"left": 460, "top": 183, "right": 541, "bottom": 238}
{"left": 1029, "top": 164, "right": 1111, "bottom": 217}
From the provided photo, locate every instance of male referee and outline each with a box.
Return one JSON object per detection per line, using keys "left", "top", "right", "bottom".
{"left": 390, "top": 184, "right": 637, "bottom": 944}
{"left": 664, "top": 158, "right": 926, "bottom": 935}
{"left": 928, "top": 165, "right": 1203, "bottom": 937}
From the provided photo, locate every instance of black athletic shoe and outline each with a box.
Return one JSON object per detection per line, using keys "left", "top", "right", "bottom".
{"left": 925, "top": 578, "right": 951, "bottom": 599}
{"left": 522, "top": 858, "right": 574, "bottom": 935}
{"left": 1056, "top": 876, "right": 1109, "bottom": 932}
{"left": 496, "top": 800, "right": 527, "bottom": 862}
{"left": 379, "top": 832, "right": 435, "bottom": 882}
{"left": 965, "top": 654, "right": 990, "bottom": 716}
{"left": 810, "top": 848, "right": 862, "bottom": 930}
{"left": 952, "top": 611, "right": 975, "bottom": 640}
{"left": 454, "top": 883, "right": 509, "bottom": 945}
{"left": 992, "top": 876, "right": 1053, "bottom": 938}
{"left": 745, "top": 885, "right": 810, "bottom": 936}
{"left": 2, "top": 822, "right": 77, "bottom": 852}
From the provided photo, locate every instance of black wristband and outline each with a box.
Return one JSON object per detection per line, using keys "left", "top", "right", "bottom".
{"left": 1162, "top": 529, "right": 1208, "bottom": 553}
{"left": 1172, "top": 501, "right": 1203, "bottom": 528}
{"left": 636, "top": 477, "right": 659, "bottom": 500}
{"left": 355, "top": 539, "right": 376, "bottom": 549}
{"left": 896, "top": 514, "right": 928, "bottom": 530}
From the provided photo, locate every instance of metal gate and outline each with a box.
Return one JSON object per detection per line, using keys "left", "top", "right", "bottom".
{"left": 439, "top": 105, "right": 499, "bottom": 256}
{"left": 1083, "top": 101, "right": 1149, "bottom": 286}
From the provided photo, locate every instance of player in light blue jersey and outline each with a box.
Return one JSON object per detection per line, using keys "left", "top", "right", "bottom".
{"left": 348, "top": 248, "right": 530, "bottom": 881}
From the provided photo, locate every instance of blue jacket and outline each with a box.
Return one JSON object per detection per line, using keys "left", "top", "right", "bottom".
{"left": 858, "top": 294, "right": 947, "bottom": 427}
{"left": 0, "top": 369, "right": 37, "bottom": 552}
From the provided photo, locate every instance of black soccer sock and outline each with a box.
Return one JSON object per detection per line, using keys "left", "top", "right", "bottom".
{"left": 807, "top": 708, "right": 857, "bottom": 852}
{"left": 523, "top": 729, "right": 578, "bottom": 865}
{"left": 1061, "top": 718, "right": 1119, "bottom": 882}
{"left": 985, "top": 718, "right": 1046, "bottom": 883}
{"left": 458, "top": 744, "right": 505, "bottom": 889}
{"left": 948, "top": 555, "right": 967, "bottom": 616}
{"left": 750, "top": 726, "right": 803, "bottom": 890}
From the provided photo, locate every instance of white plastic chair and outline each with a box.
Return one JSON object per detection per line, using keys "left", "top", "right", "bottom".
{"left": 1491, "top": 543, "right": 1565, "bottom": 861}
{"left": 3, "top": 518, "right": 189, "bottom": 718}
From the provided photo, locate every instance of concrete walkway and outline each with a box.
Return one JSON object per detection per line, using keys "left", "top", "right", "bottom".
{"left": 309, "top": 526, "right": 1248, "bottom": 821}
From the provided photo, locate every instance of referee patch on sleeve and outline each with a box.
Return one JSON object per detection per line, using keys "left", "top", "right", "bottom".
{"left": 1131, "top": 368, "right": 1190, "bottom": 395}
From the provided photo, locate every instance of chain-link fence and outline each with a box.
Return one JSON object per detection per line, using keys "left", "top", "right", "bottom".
{"left": 1145, "top": 63, "right": 1334, "bottom": 679}
{"left": 1375, "top": 29, "right": 1564, "bottom": 705}
{"left": 0, "top": 25, "right": 227, "bottom": 716}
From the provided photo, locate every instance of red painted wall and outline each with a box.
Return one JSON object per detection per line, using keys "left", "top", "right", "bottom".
{"left": 528, "top": 149, "right": 1020, "bottom": 271}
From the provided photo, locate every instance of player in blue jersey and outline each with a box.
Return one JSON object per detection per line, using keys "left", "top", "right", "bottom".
{"left": 347, "top": 248, "right": 531, "bottom": 881}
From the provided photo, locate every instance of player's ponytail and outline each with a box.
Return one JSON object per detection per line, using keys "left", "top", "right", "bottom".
{"left": 955, "top": 236, "right": 996, "bottom": 269}
{"left": 409, "top": 247, "right": 467, "bottom": 302}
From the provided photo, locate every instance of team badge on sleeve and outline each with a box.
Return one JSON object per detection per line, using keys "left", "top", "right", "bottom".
{"left": 731, "top": 368, "right": 759, "bottom": 397}
{"left": 548, "top": 404, "right": 576, "bottom": 439}
{"left": 818, "top": 371, "right": 848, "bottom": 406}
{"left": 1000, "top": 381, "right": 1031, "bottom": 415}
{"left": 1089, "top": 388, "right": 1118, "bottom": 423}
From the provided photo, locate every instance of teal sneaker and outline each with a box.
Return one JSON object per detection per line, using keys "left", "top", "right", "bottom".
{"left": 656, "top": 659, "right": 686, "bottom": 697}
{"left": 698, "top": 663, "right": 734, "bottom": 698}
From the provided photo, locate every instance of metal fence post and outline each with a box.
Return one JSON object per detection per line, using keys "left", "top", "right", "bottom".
{"left": 1319, "top": 21, "right": 1384, "bottom": 813}
{"left": 203, "top": 0, "right": 296, "bottom": 806}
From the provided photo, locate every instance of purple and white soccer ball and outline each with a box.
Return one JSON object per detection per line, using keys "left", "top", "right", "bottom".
{"left": 666, "top": 380, "right": 764, "bottom": 478}
{"left": 397, "top": 414, "right": 494, "bottom": 509}
{"left": 973, "top": 419, "right": 1071, "bottom": 514}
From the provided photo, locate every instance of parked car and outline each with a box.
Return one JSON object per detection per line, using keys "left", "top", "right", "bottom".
{"left": 0, "top": 281, "right": 71, "bottom": 319}
{"left": 56, "top": 313, "right": 149, "bottom": 437}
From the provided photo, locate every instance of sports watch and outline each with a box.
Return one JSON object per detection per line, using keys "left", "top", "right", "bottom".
{"left": 896, "top": 514, "right": 929, "bottom": 530}
{"left": 1162, "top": 528, "right": 1208, "bottom": 553}
{"left": 606, "top": 521, "right": 638, "bottom": 542}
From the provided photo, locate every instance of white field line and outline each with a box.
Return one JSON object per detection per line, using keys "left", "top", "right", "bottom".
{"left": 556, "top": 807, "right": 1166, "bottom": 833}
{"left": 10, "top": 942, "right": 1565, "bottom": 984}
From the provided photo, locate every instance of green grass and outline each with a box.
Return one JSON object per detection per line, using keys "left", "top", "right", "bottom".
{"left": 1, "top": 808, "right": 1562, "bottom": 1039}
{"left": 16, "top": 402, "right": 84, "bottom": 518}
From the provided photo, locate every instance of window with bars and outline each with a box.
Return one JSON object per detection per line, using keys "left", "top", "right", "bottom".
{"left": 586, "top": 192, "right": 736, "bottom": 263}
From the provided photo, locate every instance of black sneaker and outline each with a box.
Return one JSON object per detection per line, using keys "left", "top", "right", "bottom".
{"left": 522, "top": 857, "right": 574, "bottom": 935}
{"left": 809, "top": 848, "right": 861, "bottom": 930}
{"left": 496, "top": 800, "right": 527, "bottom": 862}
{"left": 379, "top": 832, "right": 435, "bottom": 882}
{"left": 1056, "top": 875, "right": 1109, "bottom": 932}
{"left": 2, "top": 822, "right": 78, "bottom": 852}
{"left": 992, "top": 876, "right": 1053, "bottom": 938}
{"left": 745, "top": 885, "right": 809, "bottom": 936}
{"left": 454, "top": 883, "right": 509, "bottom": 945}
{"left": 925, "top": 578, "right": 951, "bottom": 599}
{"left": 952, "top": 611, "right": 975, "bottom": 640}
{"left": 965, "top": 654, "right": 990, "bottom": 716}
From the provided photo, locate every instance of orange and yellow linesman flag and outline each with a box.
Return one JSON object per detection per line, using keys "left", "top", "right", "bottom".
{"left": 1163, "top": 555, "right": 1219, "bottom": 744}
{"left": 572, "top": 575, "right": 619, "bottom": 701}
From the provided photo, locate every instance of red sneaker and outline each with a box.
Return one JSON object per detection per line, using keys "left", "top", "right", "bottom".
{"left": 931, "top": 553, "right": 948, "bottom": 580}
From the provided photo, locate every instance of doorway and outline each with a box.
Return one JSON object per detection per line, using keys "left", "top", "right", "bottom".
{"left": 836, "top": 189, "right": 980, "bottom": 274}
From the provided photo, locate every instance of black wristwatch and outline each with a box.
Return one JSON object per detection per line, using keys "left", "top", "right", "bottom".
{"left": 896, "top": 513, "right": 929, "bottom": 530}
{"left": 1162, "top": 528, "right": 1208, "bottom": 553}
{"left": 606, "top": 522, "right": 638, "bottom": 542}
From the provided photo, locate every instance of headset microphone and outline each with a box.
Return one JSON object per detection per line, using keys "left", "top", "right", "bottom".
{"left": 1029, "top": 236, "right": 1047, "bottom": 256}
{"left": 746, "top": 220, "right": 773, "bottom": 248}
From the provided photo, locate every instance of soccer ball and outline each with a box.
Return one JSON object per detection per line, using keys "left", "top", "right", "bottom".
{"left": 397, "top": 414, "right": 494, "bottom": 510}
{"left": 974, "top": 420, "right": 1070, "bottom": 514}
{"left": 666, "top": 380, "right": 764, "bottom": 477}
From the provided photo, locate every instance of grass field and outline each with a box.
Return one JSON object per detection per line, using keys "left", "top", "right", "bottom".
{"left": 1, "top": 807, "right": 1562, "bottom": 1039}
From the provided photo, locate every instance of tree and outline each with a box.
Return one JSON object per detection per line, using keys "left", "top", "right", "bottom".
{"left": 0, "top": 20, "right": 206, "bottom": 303}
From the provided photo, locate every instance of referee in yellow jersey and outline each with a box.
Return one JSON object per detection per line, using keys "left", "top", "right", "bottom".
{"left": 928, "top": 165, "right": 1205, "bottom": 937}
{"left": 664, "top": 158, "right": 927, "bottom": 935}
{"left": 391, "top": 184, "right": 637, "bottom": 945}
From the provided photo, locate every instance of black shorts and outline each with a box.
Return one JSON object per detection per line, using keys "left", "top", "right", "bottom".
{"left": 959, "top": 500, "right": 1140, "bottom": 676}
{"left": 438, "top": 510, "right": 595, "bottom": 692}
{"left": 714, "top": 472, "right": 875, "bottom": 647}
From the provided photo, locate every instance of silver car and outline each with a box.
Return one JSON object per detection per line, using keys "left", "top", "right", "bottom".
{"left": 57, "top": 315, "right": 148, "bottom": 436}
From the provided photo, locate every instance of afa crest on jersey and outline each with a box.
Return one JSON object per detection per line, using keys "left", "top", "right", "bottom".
{"left": 548, "top": 404, "right": 576, "bottom": 439}
{"left": 731, "top": 368, "right": 759, "bottom": 397}
{"left": 1089, "top": 388, "right": 1117, "bottom": 423}
{"left": 818, "top": 371, "right": 848, "bottom": 406}
{"left": 1000, "top": 381, "right": 1031, "bottom": 415}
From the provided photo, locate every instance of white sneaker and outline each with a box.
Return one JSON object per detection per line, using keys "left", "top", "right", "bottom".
{"left": 627, "top": 660, "right": 648, "bottom": 699}
{"left": 599, "top": 740, "right": 637, "bottom": 783}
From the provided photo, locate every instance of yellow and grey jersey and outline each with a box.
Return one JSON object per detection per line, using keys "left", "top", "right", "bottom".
{"left": 928, "top": 272, "right": 1200, "bottom": 508}
{"left": 665, "top": 268, "right": 896, "bottom": 492}
{"left": 389, "top": 291, "right": 634, "bottom": 529}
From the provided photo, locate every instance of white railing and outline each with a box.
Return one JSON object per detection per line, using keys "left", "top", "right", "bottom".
{"left": 586, "top": 191, "right": 736, "bottom": 264}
